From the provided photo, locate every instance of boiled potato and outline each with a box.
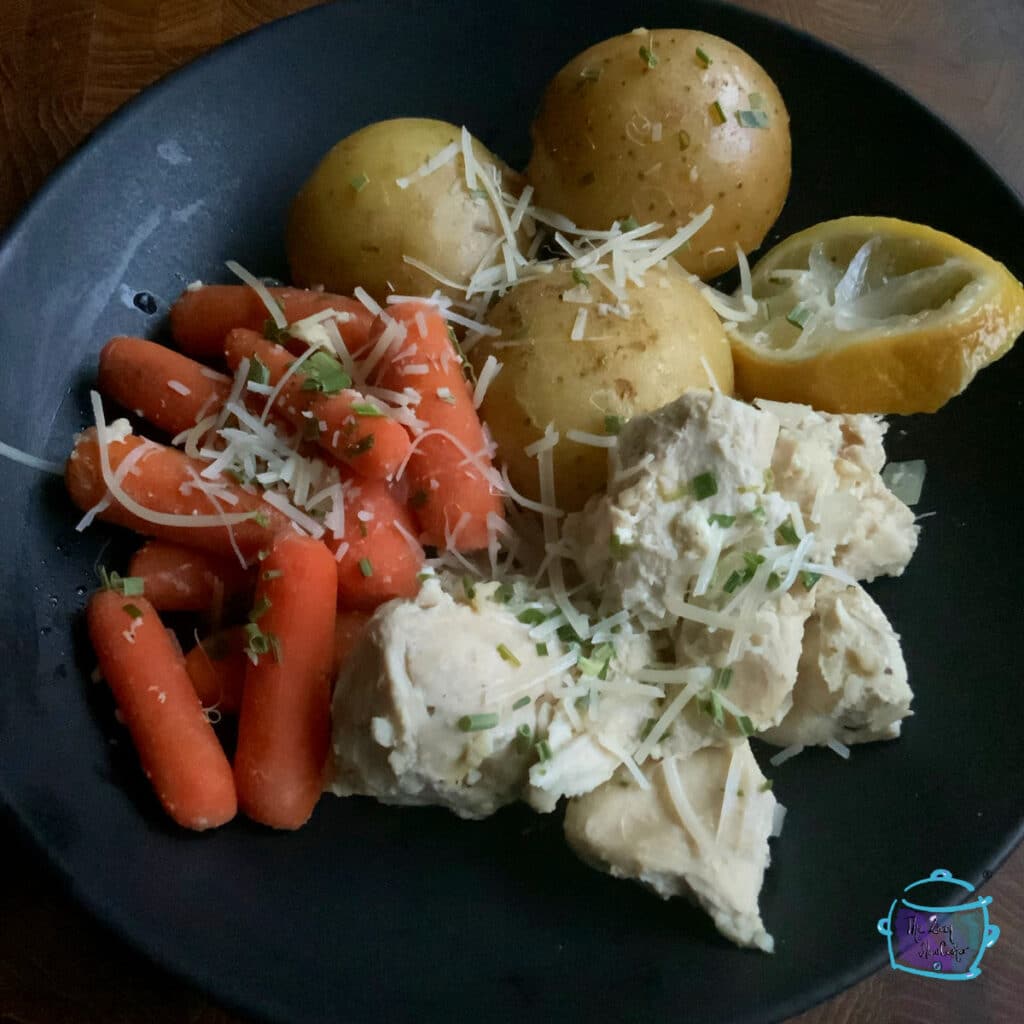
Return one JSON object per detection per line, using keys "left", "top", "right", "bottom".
{"left": 472, "top": 262, "right": 734, "bottom": 510}
{"left": 287, "top": 118, "right": 523, "bottom": 302}
{"left": 527, "top": 29, "right": 791, "bottom": 280}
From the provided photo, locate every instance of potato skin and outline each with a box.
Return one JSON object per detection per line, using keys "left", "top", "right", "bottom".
{"left": 472, "top": 263, "right": 734, "bottom": 511}
{"left": 527, "top": 30, "right": 791, "bottom": 280}
{"left": 287, "top": 118, "right": 522, "bottom": 302}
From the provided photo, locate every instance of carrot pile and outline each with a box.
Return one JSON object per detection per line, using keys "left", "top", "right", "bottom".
{"left": 73, "top": 283, "right": 504, "bottom": 831}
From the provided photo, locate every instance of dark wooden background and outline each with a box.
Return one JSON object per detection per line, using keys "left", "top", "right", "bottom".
{"left": 0, "top": 2, "right": 1020, "bottom": 1022}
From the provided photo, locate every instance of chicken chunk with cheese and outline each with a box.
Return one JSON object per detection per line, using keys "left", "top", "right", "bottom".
{"left": 761, "top": 577, "right": 912, "bottom": 748}
{"left": 565, "top": 741, "right": 778, "bottom": 952}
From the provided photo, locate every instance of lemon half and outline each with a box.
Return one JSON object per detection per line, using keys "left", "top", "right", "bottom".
{"left": 727, "top": 216, "right": 1024, "bottom": 413}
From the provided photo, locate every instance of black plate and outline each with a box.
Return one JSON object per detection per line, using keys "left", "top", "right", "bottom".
{"left": 1, "top": 2, "right": 1021, "bottom": 1022}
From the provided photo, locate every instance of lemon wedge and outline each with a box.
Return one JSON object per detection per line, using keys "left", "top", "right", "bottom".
{"left": 726, "top": 216, "right": 1024, "bottom": 413}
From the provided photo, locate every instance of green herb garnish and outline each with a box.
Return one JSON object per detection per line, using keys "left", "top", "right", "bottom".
{"left": 800, "top": 570, "right": 822, "bottom": 590}
{"left": 786, "top": 304, "right": 811, "bottom": 329}
{"left": 359, "top": 557, "right": 373, "bottom": 578}
{"left": 535, "top": 642, "right": 549, "bottom": 657}
{"left": 609, "top": 533, "right": 634, "bottom": 560}
{"left": 709, "top": 100, "right": 727, "bottom": 125}
{"left": 249, "top": 595, "right": 272, "bottom": 621}
{"left": 458, "top": 713, "right": 499, "bottom": 732}
{"left": 262, "top": 569, "right": 284, "bottom": 581}
{"left": 776, "top": 519, "right": 800, "bottom": 545}
{"left": 513, "top": 696, "right": 531, "bottom": 710}
{"left": 620, "top": 215, "right": 639, "bottom": 232}
{"left": 301, "top": 351, "right": 351, "bottom": 395}
{"left": 462, "top": 576, "right": 476, "bottom": 600}
{"left": 713, "top": 667, "right": 733, "bottom": 690}
{"left": 515, "top": 724, "right": 533, "bottom": 753}
{"left": 639, "top": 45, "right": 658, "bottom": 68}
{"left": 350, "top": 173, "right": 369, "bottom": 192}
{"left": 736, "top": 109, "right": 770, "bottom": 129}
{"left": 695, "top": 46, "right": 712, "bottom": 67}
{"left": 604, "top": 414, "right": 624, "bottom": 435}
{"left": 122, "top": 603, "right": 143, "bottom": 620}
{"left": 263, "top": 319, "right": 290, "bottom": 343}
{"left": 497, "top": 643, "right": 521, "bottom": 667}
{"left": 737, "top": 715, "right": 755, "bottom": 736}
{"left": 99, "top": 568, "right": 146, "bottom": 597}
{"left": 690, "top": 471, "right": 718, "bottom": 500}
{"left": 708, "top": 513, "right": 736, "bottom": 528}
{"left": 766, "top": 571, "right": 782, "bottom": 591}
{"left": 351, "top": 402, "right": 384, "bottom": 417}
{"left": 249, "top": 510, "right": 270, "bottom": 529}
{"left": 492, "top": 582, "right": 515, "bottom": 604}
{"left": 572, "top": 268, "right": 591, "bottom": 288}
{"left": 517, "top": 607, "right": 549, "bottom": 626}
{"left": 535, "top": 739, "right": 553, "bottom": 762}
{"left": 244, "top": 622, "right": 270, "bottom": 657}
{"left": 347, "top": 434, "right": 375, "bottom": 457}
{"left": 247, "top": 356, "right": 270, "bottom": 385}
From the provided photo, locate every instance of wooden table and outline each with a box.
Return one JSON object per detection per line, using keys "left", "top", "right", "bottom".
{"left": 0, "top": 2, "right": 1020, "bottom": 1022}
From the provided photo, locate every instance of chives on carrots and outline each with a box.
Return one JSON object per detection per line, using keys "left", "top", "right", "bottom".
{"left": 359, "top": 557, "right": 374, "bottom": 578}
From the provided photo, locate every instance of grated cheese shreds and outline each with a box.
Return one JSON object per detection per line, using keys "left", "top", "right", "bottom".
{"left": 262, "top": 490, "right": 326, "bottom": 539}
{"left": 769, "top": 744, "right": 805, "bottom": 767}
{"left": 90, "top": 392, "right": 255, "bottom": 530}
{"left": 0, "top": 440, "right": 64, "bottom": 476}
{"left": 633, "top": 677, "right": 704, "bottom": 764}
{"left": 353, "top": 286, "right": 383, "bottom": 317}
{"left": 599, "top": 737, "right": 651, "bottom": 790}
{"left": 166, "top": 380, "right": 191, "bottom": 397}
{"left": 225, "top": 260, "right": 286, "bottom": 328}
{"left": 565, "top": 429, "right": 618, "bottom": 448}
{"left": 716, "top": 745, "right": 744, "bottom": 841}
{"left": 770, "top": 802, "right": 787, "bottom": 838}
{"left": 395, "top": 141, "right": 459, "bottom": 189}
{"left": 472, "top": 355, "right": 502, "bottom": 410}
{"left": 700, "top": 356, "right": 721, "bottom": 392}
{"left": 663, "top": 756, "right": 713, "bottom": 856}
{"left": 827, "top": 737, "right": 851, "bottom": 760}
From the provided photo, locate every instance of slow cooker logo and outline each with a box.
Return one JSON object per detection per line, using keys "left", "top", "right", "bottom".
{"left": 877, "top": 869, "right": 1000, "bottom": 980}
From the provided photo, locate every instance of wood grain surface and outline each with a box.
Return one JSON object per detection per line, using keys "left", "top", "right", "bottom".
{"left": 0, "top": 2, "right": 1021, "bottom": 1023}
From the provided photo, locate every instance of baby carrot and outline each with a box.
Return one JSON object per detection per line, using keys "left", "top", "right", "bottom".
{"left": 98, "top": 336, "right": 231, "bottom": 437}
{"left": 66, "top": 429, "right": 287, "bottom": 561}
{"left": 332, "top": 611, "right": 370, "bottom": 678}
{"left": 372, "top": 303, "right": 503, "bottom": 550}
{"left": 234, "top": 532, "right": 337, "bottom": 830}
{"left": 328, "top": 479, "right": 423, "bottom": 611}
{"left": 223, "top": 328, "right": 411, "bottom": 479}
{"left": 128, "top": 541, "right": 255, "bottom": 612}
{"left": 87, "top": 590, "right": 236, "bottom": 830}
{"left": 170, "top": 285, "right": 372, "bottom": 361}
{"left": 184, "top": 626, "right": 249, "bottom": 715}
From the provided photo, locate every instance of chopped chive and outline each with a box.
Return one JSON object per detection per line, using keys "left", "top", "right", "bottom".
{"left": 351, "top": 402, "right": 384, "bottom": 417}
{"left": 786, "top": 303, "right": 811, "bottom": 329}
{"left": 497, "top": 643, "right": 521, "bottom": 667}
{"left": 723, "top": 571, "right": 744, "bottom": 594}
{"left": 620, "top": 215, "right": 639, "bottom": 232}
{"left": 267, "top": 632, "right": 283, "bottom": 663}
{"left": 513, "top": 695, "right": 531, "bottom": 710}
{"left": 572, "top": 268, "right": 591, "bottom": 288}
{"left": 800, "top": 570, "right": 822, "bottom": 590}
{"left": 708, "top": 513, "right": 736, "bottom": 528}
{"left": 766, "top": 571, "right": 783, "bottom": 591}
{"left": 416, "top": 571, "right": 434, "bottom": 583}
{"left": 350, "top": 173, "right": 369, "bottom": 192}
{"left": 535, "top": 739, "right": 553, "bottom": 762}
{"left": 776, "top": 519, "right": 800, "bottom": 545}
{"left": 759, "top": 778, "right": 774, "bottom": 792}
{"left": 639, "top": 718, "right": 657, "bottom": 741}
{"left": 301, "top": 351, "right": 351, "bottom": 395}
{"left": 248, "top": 595, "right": 272, "bottom": 621}
{"left": 604, "top": 414, "right": 624, "bottom": 435}
{"left": 244, "top": 622, "right": 269, "bottom": 656}
{"left": 749, "top": 92, "right": 763, "bottom": 109}
{"left": 256, "top": 548, "right": 270, "bottom": 561}
{"left": 609, "top": 533, "right": 634, "bottom": 560}
{"left": 743, "top": 551, "right": 766, "bottom": 573}
{"left": 639, "top": 45, "right": 658, "bottom": 68}
{"left": 701, "top": 691, "right": 725, "bottom": 728}
{"left": 249, "top": 510, "right": 270, "bottom": 529}
{"left": 737, "top": 715, "right": 755, "bottom": 736}
{"left": 709, "top": 100, "right": 727, "bottom": 126}
{"left": 750, "top": 504, "right": 767, "bottom": 523}
{"left": 347, "top": 434, "right": 375, "bottom": 457}
{"left": 492, "top": 582, "right": 515, "bottom": 604}
{"left": 515, "top": 723, "right": 533, "bottom": 752}
{"left": 557, "top": 623, "right": 583, "bottom": 645}
{"left": 690, "top": 471, "right": 718, "bottom": 500}
{"left": 247, "top": 356, "right": 270, "bottom": 385}
{"left": 462, "top": 576, "right": 476, "bottom": 600}
{"left": 121, "top": 576, "right": 145, "bottom": 597}
{"left": 458, "top": 713, "right": 499, "bottom": 732}
{"left": 695, "top": 46, "right": 712, "bottom": 67}
{"left": 678, "top": 129, "right": 690, "bottom": 150}
{"left": 535, "top": 642, "right": 549, "bottom": 657}
{"left": 736, "top": 109, "right": 770, "bottom": 129}
{"left": 263, "top": 319, "right": 289, "bottom": 343}
{"left": 122, "top": 603, "right": 143, "bottom": 620}
{"left": 713, "top": 667, "right": 733, "bottom": 690}
{"left": 262, "top": 569, "right": 284, "bottom": 581}
{"left": 359, "top": 557, "right": 373, "bottom": 577}
{"left": 517, "top": 607, "right": 549, "bottom": 626}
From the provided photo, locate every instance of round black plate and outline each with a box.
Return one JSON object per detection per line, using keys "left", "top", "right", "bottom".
{"left": 1, "top": 2, "right": 1021, "bottom": 1022}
